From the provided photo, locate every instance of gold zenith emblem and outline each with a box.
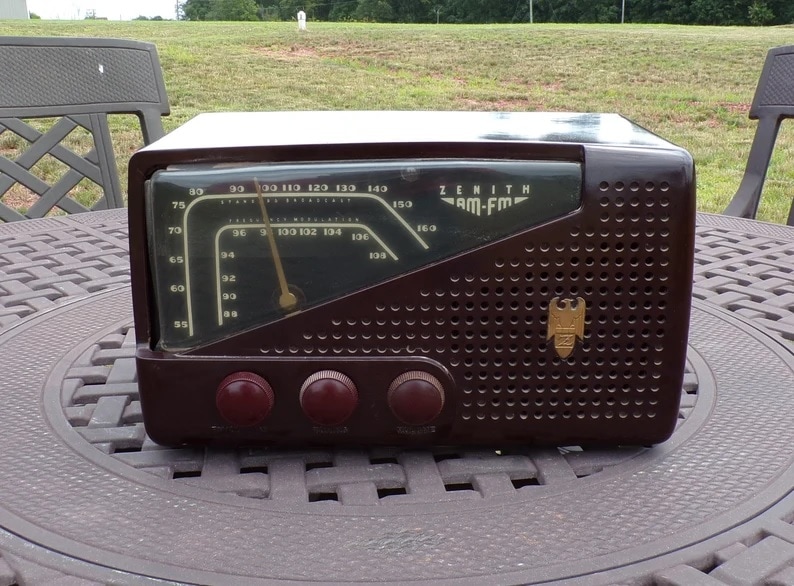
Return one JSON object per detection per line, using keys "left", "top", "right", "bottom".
{"left": 547, "top": 297, "right": 586, "bottom": 359}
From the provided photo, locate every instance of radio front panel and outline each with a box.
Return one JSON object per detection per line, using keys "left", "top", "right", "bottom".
{"left": 129, "top": 111, "right": 695, "bottom": 447}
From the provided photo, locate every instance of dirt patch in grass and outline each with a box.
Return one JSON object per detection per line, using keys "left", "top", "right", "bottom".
{"left": 540, "top": 81, "right": 564, "bottom": 92}
{"left": 717, "top": 102, "right": 750, "bottom": 114}
{"left": 256, "top": 40, "right": 386, "bottom": 60}
{"left": 1, "top": 185, "right": 39, "bottom": 212}
{"left": 430, "top": 72, "right": 466, "bottom": 85}
{"left": 256, "top": 45, "right": 325, "bottom": 60}
{"left": 255, "top": 42, "right": 413, "bottom": 72}
{"left": 456, "top": 97, "right": 545, "bottom": 110}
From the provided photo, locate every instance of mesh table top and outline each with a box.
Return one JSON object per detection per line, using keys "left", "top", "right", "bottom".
{"left": 0, "top": 210, "right": 793, "bottom": 585}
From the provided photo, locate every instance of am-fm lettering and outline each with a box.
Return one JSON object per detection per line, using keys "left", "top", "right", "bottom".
{"left": 440, "top": 195, "right": 530, "bottom": 217}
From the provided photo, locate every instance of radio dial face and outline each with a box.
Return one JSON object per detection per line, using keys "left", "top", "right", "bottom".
{"left": 146, "top": 159, "right": 582, "bottom": 351}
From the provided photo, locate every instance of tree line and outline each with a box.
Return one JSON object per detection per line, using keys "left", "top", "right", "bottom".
{"left": 181, "top": 0, "right": 794, "bottom": 26}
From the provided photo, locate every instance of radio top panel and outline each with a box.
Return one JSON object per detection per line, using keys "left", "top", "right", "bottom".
{"left": 134, "top": 110, "right": 678, "bottom": 153}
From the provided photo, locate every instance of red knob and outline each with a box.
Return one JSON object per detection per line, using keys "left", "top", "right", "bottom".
{"left": 388, "top": 371, "right": 445, "bottom": 426}
{"left": 300, "top": 370, "right": 358, "bottom": 426}
{"left": 216, "top": 372, "right": 274, "bottom": 427}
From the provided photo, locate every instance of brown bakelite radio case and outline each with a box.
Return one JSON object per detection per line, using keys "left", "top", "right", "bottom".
{"left": 128, "top": 111, "right": 695, "bottom": 448}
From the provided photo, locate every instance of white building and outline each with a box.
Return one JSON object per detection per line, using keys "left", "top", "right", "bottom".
{"left": 0, "top": 0, "right": 30, "bottom": 19}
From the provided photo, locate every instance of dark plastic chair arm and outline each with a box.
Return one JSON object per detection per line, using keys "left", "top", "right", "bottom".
{"left": 723, "top": 116, "right": 781, "bottom": 220}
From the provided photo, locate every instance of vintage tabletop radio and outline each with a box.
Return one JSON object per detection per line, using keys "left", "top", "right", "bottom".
{"left": 128, "top": 111, "right": 695, "bottom": 447}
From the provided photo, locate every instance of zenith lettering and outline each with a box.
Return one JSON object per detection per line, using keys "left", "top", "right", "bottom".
{"left": 439, "top": 184, "right": 531, "bottom": 217}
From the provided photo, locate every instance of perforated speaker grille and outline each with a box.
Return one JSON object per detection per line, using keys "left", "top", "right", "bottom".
{"left": 256, "top": 176, "right": 686, "bottom": 436}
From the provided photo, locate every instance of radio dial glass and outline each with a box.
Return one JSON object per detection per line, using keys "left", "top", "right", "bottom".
{"left": 146, "top": 159, "right": 582, "bottom": 351}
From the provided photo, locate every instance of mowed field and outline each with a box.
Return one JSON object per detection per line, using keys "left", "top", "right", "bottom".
{"left": 1, "top": 20, "right": 793, "bottom": 222}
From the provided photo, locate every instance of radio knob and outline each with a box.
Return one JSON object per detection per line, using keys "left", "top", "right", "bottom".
{"left": 216, "top": 372, "right": 274, "bottom": 427}
{"left": 300, "top": 371, "right": 358, "bottom": 426}
{"left": 388, "top": 371, "right": 445, "bottom": 426}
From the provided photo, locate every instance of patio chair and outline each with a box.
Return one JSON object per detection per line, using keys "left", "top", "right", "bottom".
{"left": 0, "top": 36, "right": 169, "bottom": 222}
{"left": 724, "top": 44, "right": 794, "bottom": 225}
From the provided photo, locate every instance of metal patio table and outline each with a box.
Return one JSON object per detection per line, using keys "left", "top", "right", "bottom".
{"left": 0, "top": 210, "right": 793, "bottom": 585}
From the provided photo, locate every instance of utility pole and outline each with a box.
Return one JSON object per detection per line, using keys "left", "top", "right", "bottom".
{"left": 621, "top": 0, "right": 626, "bottom": 23}
{"left": 530, "top": 0, "right": 533, "bottom": 23}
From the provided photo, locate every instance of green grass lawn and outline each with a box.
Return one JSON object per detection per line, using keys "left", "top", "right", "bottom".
{"left": 2, "top": 20, "right": 793, "bottom": 222}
